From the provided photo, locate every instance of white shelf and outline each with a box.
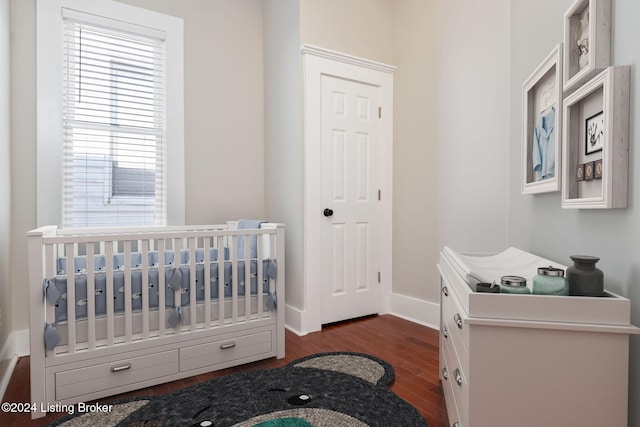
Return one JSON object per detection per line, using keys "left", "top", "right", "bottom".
{"left": 563, "top": 0, "right": 611, "bottom": 93}
{"left": 562, "top": 66, "right": 630, "bottom": 209}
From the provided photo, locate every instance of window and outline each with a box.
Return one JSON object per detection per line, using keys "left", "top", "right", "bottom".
{"left": 62, "top": 15, "right": 165, "bottom": 227}
{"left": 36, "top": 0, "right": 184, "bottom": 229}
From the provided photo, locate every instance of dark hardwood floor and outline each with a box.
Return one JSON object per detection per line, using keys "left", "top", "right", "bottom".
{"left": 1, "top": 314, "right": 449, "bottom": 426}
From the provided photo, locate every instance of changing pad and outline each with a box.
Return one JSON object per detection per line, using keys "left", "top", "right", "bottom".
{"left": 442, "top": 246, "right": 566, "bottom": 287}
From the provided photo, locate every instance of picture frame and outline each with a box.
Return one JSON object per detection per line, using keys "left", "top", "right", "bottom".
{"left": 563, "top": 0, "right": 611, "bottom": 94}
{"left": 521, "top": 44, "right": 563, "bottom": 195}
{"left": 562, "top": 66, "right": 630, "bottom": 209}
{"left": 585, "top": 111, "right": 604, "bottom": 154}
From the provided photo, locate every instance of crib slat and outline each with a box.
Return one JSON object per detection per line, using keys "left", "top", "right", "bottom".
{"left": 173, "top": 237, "right": 182, "bottom": 335}
{"left": 158, "top": 239, "right": 166, "bottom": 337}
{"left": 86, "top": 243, "right": 96, "bottom": 350}
{"left": 189, "top": 237, "right": 197, "bottom": 331}
{"left": 204, "top": 238, "right": 211, "bottom": 327}
{"left": 231, "top": 236, "right": 238, "bottom": 324}
{"left": 257, "top": 235, "right": 264, "bottom": 320}
{"left": 244, "top": 235, "right": 251, "bottom": 322}
{"left": 141, "top": 239, "right": 150, "bottom": 340}
{"left": 217, "top": 236, "right": 225, "bottom": 324}
{"left": 124, "top": 240, "right": 133, "bottom": 343}
{"left": 65, "top": 243, "right": 76, "bottom": 354}
{"left": 105, "top": 242, "right": 115, "bottom": 346}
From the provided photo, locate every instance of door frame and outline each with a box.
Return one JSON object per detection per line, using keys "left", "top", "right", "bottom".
{"left": 301, "top": 44, "right": 395, "bottom": 334}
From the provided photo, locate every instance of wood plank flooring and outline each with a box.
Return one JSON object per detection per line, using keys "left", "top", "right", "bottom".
{"left": 0, "top": 315, "right": 449, "bottom": 426}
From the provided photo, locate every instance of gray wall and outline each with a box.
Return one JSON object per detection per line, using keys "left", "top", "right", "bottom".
{"left": 263, "top": 0, "right": 304, "bottom": 311}
{"left": 0, "top": 0, "right": 12, "bottom": 386}
{"left": 508, "top": 0, "right": 640, "bottom": 424}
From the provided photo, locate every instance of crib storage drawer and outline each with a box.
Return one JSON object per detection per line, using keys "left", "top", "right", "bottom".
{"left": 180, "top": 329, "right": 274, "bottom": 372}
{"left": 55, "top": 350, "right": 179, "bottom": 401}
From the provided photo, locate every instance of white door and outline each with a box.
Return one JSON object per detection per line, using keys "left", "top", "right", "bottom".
{"left": 320, "top": 75, "right": 380, "bottom": 325}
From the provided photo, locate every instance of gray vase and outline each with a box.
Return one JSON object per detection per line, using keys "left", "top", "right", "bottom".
{"left": 566, "top": 255, "right": 604, "bottom": 296}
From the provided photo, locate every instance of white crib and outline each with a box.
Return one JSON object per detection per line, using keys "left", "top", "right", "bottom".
{"left": 27, "top": 222, "right": 285, "bottom": 419}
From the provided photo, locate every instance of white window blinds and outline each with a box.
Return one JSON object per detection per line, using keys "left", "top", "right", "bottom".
{"left": 62, "top": 11, "right": 166, "bottom": 228}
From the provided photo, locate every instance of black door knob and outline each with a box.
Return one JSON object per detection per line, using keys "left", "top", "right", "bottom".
{"left": 323, "top": 208, "right": 334, "bottom": 217}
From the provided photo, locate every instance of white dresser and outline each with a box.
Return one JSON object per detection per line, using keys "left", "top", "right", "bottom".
{"left": 438, "top": 248, "right": 639, "bottom": 427}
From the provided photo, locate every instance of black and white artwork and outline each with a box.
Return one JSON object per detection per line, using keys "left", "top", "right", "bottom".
{"left": 585, "top": 111, "right": 604, "bottom": 155}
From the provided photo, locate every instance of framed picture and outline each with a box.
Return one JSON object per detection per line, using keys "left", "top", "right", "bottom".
{"left": 562, "top": 66, "right": 630, "bottom": 209}
{"left": 585, "top": 111, "right": 604, "bottom": 154}
{"left": 563, "top": 0, "right": 611, "bottom": 93}
{"left": 521, "top": 44, "right": 563, "bottom": 195}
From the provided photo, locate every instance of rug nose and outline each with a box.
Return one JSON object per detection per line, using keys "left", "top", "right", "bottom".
{"left": 287, "top": 394, "right": 312, "bottom": 406}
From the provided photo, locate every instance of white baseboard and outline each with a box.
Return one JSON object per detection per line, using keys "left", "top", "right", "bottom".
{"left": 389, "top": 292, "right": 440, "bottom": 330}
{"left": 288, "top": 294, "right": 440, "bottom": 337}
{"left": 284, "top": 304, "right": 306, "bottom": 336}
{"left": 0, "top": 332, "right": 19, "bottom": 402}
{"left": 14, "top": 329, "right": 29, "bottom": 357}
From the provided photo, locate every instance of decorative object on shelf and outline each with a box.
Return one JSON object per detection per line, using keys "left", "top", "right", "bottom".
{"left": 594, "top": 158, "right": 603, "bottom": 179}
{"left": 522, "top": 44, "right": 563, "bottom": 195}
{"left": 574, "top": 5, "right": 590, "bottom": 69}
{"left": 476, "top": 282, "right": 500, "bottom": 293}
{"left": 499, "top": 275, "right": 530, "bottom": 294}
{"left": 576, "top": 163, "right": 585, "bottom": 181}
{"left": 585, "top": 110, "right": 604, "bottom": 154}
{"left": 566, "top": 255, "right": 604, "bottom": 296}
{"left": 533, "top": 266, "right": 569, "bottom": 295}
{"left": 584, "top": 161, "right": 595, "bottom": 180}
{"left": 563, "top": 0, "right": 611, "bottom": 93}
{"left": 561, "top": 66, "right": 629, "bottom": 209}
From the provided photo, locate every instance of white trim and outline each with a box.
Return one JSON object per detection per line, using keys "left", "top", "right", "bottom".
{"left": 389, "top": 293, "right": 440, "bottom": 330}
{"left": 301, "top": 45, "right": 395, "bottom": 334}
{"left": 0, "top": 332, "right": 18, "bottom": 402}
{"left": 300, "top": 44, "right": 397, "bottom": 74}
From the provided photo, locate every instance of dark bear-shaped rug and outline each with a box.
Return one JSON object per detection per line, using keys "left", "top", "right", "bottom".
{"left": 49, "top": 352, "right": 428, "bottom": 427}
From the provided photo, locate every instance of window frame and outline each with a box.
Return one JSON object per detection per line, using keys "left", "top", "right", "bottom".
{"left": 36, "top": 0, "right": 184, "bottom": 229}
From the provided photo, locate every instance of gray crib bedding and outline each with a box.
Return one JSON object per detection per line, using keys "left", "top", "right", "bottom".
{"left": 44, "top": 248, "right": 277, "bottom": 324}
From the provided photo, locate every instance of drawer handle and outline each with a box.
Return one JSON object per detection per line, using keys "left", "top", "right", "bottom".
{"left": 110, "top": 363, "right": 132, "bottom": 373}
{"left": 442, "top": 286, "right": 449, "bottom": 297}
{"left": 220, "top": 341, "right": 237, "bottom": 350}
{"left": 441, "top": 327, "right": 449, "bottom": 338}
{"left": 454, "top": 313, "right": 463, "bottom": 329}
{"left": 441, "top": 367, "right": 448, "bottom": 380}
{"left": 454, "top": 368, "right": 462, "bottom": 387}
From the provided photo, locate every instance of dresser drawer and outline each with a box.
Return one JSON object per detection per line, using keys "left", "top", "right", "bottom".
{"left": 441, "top": 282, "right": 469, "bottom": 371}
{"left": 180, "top": 329, "right": 273, "bottom": 372}
{"left": 441, "top": 339, "right": 468, "bottom": 427}
{"left": 56, "top": 350, "right": 179, "bottom": 401}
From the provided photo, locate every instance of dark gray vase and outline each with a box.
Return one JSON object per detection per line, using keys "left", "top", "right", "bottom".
{"left": 566, "top": 255, "right": 604, "bottom": 296}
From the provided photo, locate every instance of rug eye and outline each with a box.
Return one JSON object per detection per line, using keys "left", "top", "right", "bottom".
{"left": 268, "top": 387, "right": 287, "bottom": 392}
{"left": 190, "top": 421, "right": 213, "bottom": 427}
{"left": 287, "top": 394, "right": 312, "bottom": 406}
